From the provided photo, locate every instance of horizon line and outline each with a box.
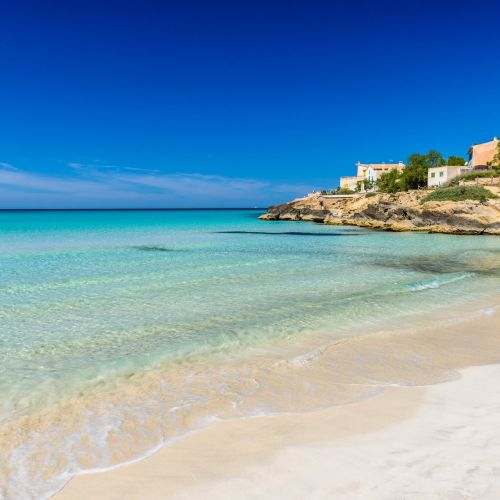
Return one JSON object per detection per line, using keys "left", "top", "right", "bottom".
{"left": 0, "top": 207, "right": 267, "bottom": 212}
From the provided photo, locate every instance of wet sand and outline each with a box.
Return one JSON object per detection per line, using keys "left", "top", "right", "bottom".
{"left": 56, "top": 306, "right": 500, "bottom": 500}
{"left": 56, "top": 364, "right": 500, "bottom": 500}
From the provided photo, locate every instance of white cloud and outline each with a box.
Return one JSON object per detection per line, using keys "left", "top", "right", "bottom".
{"left": 0, "top": 162, "right": 18, "bottom": 171}
{"left": 0, "top": 162, "right": 312, "bottom": 208}
{"left": 68, "top": 162, "right": 160, "bottom": 174}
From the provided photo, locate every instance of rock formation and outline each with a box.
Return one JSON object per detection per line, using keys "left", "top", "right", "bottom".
{"left": 259, "top": 190, "right": 500, "bottom": 235}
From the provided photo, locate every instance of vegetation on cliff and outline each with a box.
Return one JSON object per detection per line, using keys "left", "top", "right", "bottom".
{"left": 420, "top": 185, "right": 498, "bottom": 204}
{"left": 321, "top": 188, "right": 355, "bottom": 195}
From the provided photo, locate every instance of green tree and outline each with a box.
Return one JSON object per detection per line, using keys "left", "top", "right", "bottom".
{"left": 401, "top": 150, "right": 445, "bottom": 190}
{"left": 355, "top": 177, "right": 375, "bottom": 192}
{"left": 376, "top": 150, "right": 446, "bottom": 192}
{"left": 406, "top": 150, "right": 444, "bottom": 170}
{"left": 376, "top": 168, "right": 402, "bottom": 193}
{"left": 447, "top": 155, "right": 466, "bottom": 166}
{"left": 490, "top": 142, "right": 500, "bottom": 173}
{"left": 364, "top": 176, "right": 375, "bottom": 191}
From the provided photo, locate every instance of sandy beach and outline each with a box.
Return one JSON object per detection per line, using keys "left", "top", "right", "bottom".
{"left": 56, "top": 307, "right": 500, "bottom": 500}
{"left": 56, "top": 364, "right": 500, "bottom": 500}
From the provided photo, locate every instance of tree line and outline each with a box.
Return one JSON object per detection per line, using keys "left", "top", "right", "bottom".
{"left": 375, "top": 143, "right": 500, "bottom": 194}
{"left": 376, "top": 150, "right": 466, "bottom": 193}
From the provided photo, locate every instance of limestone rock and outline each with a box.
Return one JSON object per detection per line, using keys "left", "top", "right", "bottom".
{"left": 259, "top": 191, "right": 500, "bottom": 235}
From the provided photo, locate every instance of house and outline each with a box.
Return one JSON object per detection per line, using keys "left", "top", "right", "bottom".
{"left": 339, "top": 161, "right": 405, "bottom": 192}
{"left": 428, "top": 165, "right": 468, "bottom": 187}
{"left": 363, "top": 162, "right": 406, "bottom": 182}
{"left": 467, "top": 137, "right": 499, "bottom": 169}
{"left": 357, "top": 162, "right": 405, "bottom": 183}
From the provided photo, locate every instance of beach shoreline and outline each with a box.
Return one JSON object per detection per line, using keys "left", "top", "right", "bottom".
{"left": 55, "top": 302, "right": 500, "bottom": 499}
{"left": 56, "top": 363, "right": 500, "bottom": 500}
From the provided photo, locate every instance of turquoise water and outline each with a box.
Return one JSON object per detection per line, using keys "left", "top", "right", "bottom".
{"left": 1, "top": 210, "right": 499, "bottom": 498}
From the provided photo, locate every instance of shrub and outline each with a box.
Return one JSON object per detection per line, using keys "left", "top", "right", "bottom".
{"left": 420, "top": 185, "right": 497, "bottom": 204}
{"left": 365, "top": 192, "right": 377, "bottom": 198}
{"left": 320, "top": 188, "right": 355, "bottom": 195}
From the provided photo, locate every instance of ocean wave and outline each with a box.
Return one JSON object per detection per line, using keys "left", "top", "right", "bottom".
{"left": 407, "top": 273, "right": 473, "bottom": 292}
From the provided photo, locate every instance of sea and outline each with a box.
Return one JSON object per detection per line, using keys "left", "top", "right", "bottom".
{"left": 0, "top": 209, "right": 499, "bottom": 498}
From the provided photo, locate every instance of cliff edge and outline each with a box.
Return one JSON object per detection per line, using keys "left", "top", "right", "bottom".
{"left": 259, "top": 190, "right": 500, "bottom": 235}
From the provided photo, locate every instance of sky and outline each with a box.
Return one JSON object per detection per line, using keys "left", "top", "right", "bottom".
{"left": 0, "top": 0, "right": 499, "bottom": 208}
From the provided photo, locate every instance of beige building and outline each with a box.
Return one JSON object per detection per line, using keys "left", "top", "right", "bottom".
{"left": 339, "top": 161, "right": 405, "bottom": 192}
{"left": 357, "top": 161, "right": 405, "bottom": 182}
{"left": 428, "top": 166, "right": 468, "bottom": 187}
{"left": 339, "top": 175, "right": 362, "bottom": 191}
{"left": 468, "top": 137, "right": 499, "bottom": 169}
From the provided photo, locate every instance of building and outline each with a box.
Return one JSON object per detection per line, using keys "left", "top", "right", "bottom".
{"left": 428, "top": 165, "right": 468, "bottom": 187}
{"left": 467, "top": 137, "right": 499, "bottom": 169}
{"left": 365, "top": 162, "right": 405, "bottom": 182}
{"left": 357, "top": 162, "right": 406, "bottom": 182}
{"left": 339, "top": 175, "right": 362, "bottom": 191}
{"left": 339, "top": 161, "right": 405, "bottom": 192}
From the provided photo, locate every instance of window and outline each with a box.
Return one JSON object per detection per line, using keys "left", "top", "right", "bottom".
{"left": 439, "top": 171, "right": 444, "bottom": 177}
{"left": 431, "top": 172, "right": 435, "bottom": 178}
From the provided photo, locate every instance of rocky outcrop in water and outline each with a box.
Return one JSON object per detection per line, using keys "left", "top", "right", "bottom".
{"left": 259, "top": 190, "right": 500, "bottom": 235}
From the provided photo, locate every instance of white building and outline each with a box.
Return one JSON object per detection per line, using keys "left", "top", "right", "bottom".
{"left": 428, "top": 165, "right": 468, "bottom": 187}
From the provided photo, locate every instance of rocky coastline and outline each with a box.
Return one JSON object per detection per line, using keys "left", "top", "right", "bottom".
{"left": 259, "top": 189, "right": 500, "bottom": 235}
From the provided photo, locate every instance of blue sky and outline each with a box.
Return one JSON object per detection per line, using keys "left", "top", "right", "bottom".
{"left": 1, "top": 0, "right": 499, "bottom": 208}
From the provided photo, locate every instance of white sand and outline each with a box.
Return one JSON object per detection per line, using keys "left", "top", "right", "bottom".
{"left": 57, "top": 363, "right": 500, "bottom": 500}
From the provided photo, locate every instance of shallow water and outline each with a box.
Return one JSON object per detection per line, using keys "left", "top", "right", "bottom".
{"left": 0, "top": 209, "right": 499, "bottom": 498}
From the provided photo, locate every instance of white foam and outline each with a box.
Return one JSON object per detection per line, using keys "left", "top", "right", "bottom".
{"left": 408, "top": 273, "right": 472, "bottom": 292}
{"left": 286, "top": 346, "right": 327, "bottom": 367}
